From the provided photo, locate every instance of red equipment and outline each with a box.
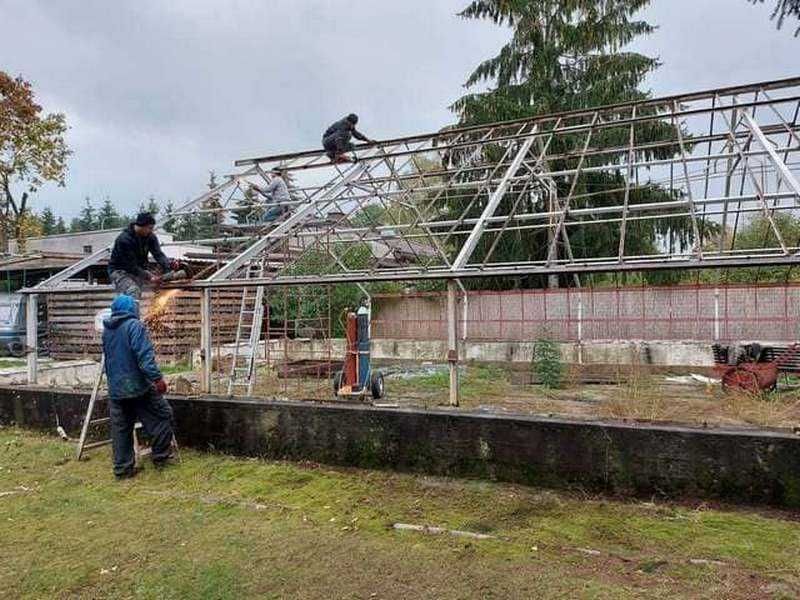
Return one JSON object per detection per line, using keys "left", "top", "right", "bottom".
{"left": 712, "top": 343, "right": 800, "bottom": 393}
{"left": 343, "top": 312, "right": 358, "bottom": 387}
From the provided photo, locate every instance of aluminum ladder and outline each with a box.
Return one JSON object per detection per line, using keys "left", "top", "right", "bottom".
{"left": 226, "top": 256, "right": 268, "bottom": 395}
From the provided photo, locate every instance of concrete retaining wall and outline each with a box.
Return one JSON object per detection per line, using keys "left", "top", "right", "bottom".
{"left": 1, "top": 386, "right": 798, "bottom": 508}
{"left": 194, "top": 338, "right": 715, "bottom": 368}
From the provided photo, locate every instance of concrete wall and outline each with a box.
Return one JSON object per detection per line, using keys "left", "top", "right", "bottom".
{"left": 197, "top": 338, "right": 714, "bottom": 368}
{"left": 2, "top": 386, "right": 798, "bottom": 508}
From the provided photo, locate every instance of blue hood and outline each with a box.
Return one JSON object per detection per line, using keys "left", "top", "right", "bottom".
{"left": 103, "top": 310, "right": 137, "bottom": 330}
{"left": 104, "top": 295, "right": 140, "bottom": 329}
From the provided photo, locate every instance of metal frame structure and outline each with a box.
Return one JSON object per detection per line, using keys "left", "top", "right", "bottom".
{"left": 23, "top": 76, "right": 800, "bottom": 400}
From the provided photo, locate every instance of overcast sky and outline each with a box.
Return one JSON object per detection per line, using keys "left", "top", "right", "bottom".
{"left": 0, "top": 0, "right": 797, "bottom": 221}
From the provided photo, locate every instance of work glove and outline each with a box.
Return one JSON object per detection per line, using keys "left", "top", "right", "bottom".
{"left": 169, "top": 259, "right": 180, "bottom": 271}
{"left": 154, "top": 378, "right": 168, "bottom": 395}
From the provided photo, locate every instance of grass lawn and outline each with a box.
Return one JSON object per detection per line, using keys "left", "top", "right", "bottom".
{"left": 0, "top": 358, "right": 26, "bottom": 370}
{"left": 2, "top": 427, "right": 799, "bottom": 599}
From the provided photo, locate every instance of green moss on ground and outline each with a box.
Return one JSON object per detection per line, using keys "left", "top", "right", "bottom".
{"left": 1, "top": 427, "right": 799, "bottom": 599}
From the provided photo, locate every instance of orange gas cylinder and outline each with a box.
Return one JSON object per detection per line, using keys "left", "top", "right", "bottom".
{"left": 343, "top": 312, "right": 358, "bottom": 387}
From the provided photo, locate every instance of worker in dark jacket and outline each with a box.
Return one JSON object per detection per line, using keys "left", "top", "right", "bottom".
{"left": 322, "top": 113, "right": 375, "bottom": 163}
{"left": 102, "top": 294, "right": 173, "bottom": 479}
{"left": 108, "top": 212, "right": 178, "bottom": 299}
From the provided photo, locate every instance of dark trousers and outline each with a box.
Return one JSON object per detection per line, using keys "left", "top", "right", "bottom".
{"left": 323, "top": 133, "right": 354, "bottom": 159}
{"left": 109, "top": 269, "right": 145, "bottom": 300}
{"left": 109, "top": 389, "right": 174, "bottom": 476}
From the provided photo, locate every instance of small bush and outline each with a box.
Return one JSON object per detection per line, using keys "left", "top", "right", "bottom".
{"left": 533, "top": 338, "right": 565, "bottom": 389}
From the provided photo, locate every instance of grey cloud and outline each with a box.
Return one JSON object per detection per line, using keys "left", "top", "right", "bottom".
{"left": 0, "top": 0, "right": 795, "bottom": 220}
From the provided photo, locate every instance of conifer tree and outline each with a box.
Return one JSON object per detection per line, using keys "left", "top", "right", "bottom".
{"left": 449, "top": 0, "right": 699, "bottom": 288}
{"left": 39, "top": 206, "right": 56, "bottom": 235}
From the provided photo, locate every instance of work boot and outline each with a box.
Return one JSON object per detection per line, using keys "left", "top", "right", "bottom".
{"left": 114, "top": 465, "right": 142, "bottom": 481}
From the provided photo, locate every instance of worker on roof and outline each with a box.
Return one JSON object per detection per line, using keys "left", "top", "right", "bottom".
{"left": 108, "top": 212, "right": 179, "bottom": 299}
{"left": 322, "top": 113, "right": 376, "bottom": 163}
{"left": 102, "top": 294, "right": 174, "bottom": 479}
{"left": 256, "top": 167, "right": 292, "bottom": 223}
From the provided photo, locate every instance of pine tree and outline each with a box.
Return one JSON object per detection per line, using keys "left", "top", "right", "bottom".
{"left": 40, "top": 207, "right": 57, "bottom": 235}
{"left": 162, "top": 200, "right": 176, "bottom": 234}
{"left": 146, "top": 196, "right": 160, "bottom": 217}
{"left": 449, "top": 0, "right": 696, "bottom": 288}
{"left": 195, "top": 172, "right": 222, "bottom": 238}
{"left": 75, "top": 197, "right": 96, "bottom": 232}
{"left": 232, "top": 185, "right": 264, "bottom": 224}
{"left": 55, "top": 216, "right": 67, "bottom": 234}
{"left": 97, "top": 197, "right": 121, "bottom": 229}
{"left": 138, "top": 195, "right": 160, "bottom": 218}
{"left": 754, "top": 0, "right": 800, "bottom": 34}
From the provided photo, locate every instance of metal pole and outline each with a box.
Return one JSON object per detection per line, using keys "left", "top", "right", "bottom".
{"left": 201, "top": 289, "right": 212, "bottom": 393}
{"left": 577, "top": 293, "right": 583, "bottom": 365}
{"left": 26, "top": 293, "right": 38, "bottom": 384}
{"left": 447, "top": 280, "right": 459, "bottom": 407}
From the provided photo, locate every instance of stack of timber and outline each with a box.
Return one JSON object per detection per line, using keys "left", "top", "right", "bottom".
{"left": 47, "top": 289, "right": 245, "bottom": 362}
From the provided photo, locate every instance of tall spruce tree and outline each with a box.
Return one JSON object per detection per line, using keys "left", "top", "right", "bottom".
{"left": 74, "top": 197, "right": 96, "bottom": 232}
{"left": 449, "top": 0, "right": 696, "bottom": 288}
{"left": 39, "top": 206, "right": 56, "bottom": 235}
{"left": 97, "top": 197, "right": 122, "bottom": 229}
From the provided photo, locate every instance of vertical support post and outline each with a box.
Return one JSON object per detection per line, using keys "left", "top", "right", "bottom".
{"left": 447, "top": 280, "right": 459, "bottom": 407}
{"left": 201, "top": 289, "right": 212, "bottom": 394}
{"left": 576, "top": 293, "right": 584, "bottom": 365}
{"left": 26, "top": 293, "right": 38, "bottom": 384}
{"left": 547, "top": 187, "right": 559, "bottom": 289}
{"left": 713, "top": 287, "right": 720, "bottom": 343}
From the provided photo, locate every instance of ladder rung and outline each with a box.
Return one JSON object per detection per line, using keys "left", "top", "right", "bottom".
{"left": 89, "top": 417, "right": 110, "bottom": 425}
{"left": 83, "top": 439, "right": 112, "bottom": 450}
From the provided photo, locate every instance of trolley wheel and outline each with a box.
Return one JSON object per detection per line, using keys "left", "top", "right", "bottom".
{"left": 370, "top": 371, "right": 385, "bottom": 400}
{"left": 333, "top": 371, "right": 343, "bottom": 396}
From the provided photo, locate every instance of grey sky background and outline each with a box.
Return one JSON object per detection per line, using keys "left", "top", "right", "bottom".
{"left": 0, "top": 0, "right": 797, "bottom": 221}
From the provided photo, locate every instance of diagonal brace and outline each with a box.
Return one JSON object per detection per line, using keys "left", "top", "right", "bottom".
{"left": 739, "top": 110, "right": 800, "bottom": 202}
{"left": 450, "top": 131, "right": 537, "bottom": 270}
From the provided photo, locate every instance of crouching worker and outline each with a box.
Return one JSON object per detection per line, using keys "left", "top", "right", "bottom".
{"left": 108, "top": 212, "right": 179, "bottom": 300}
{"left": 102, "top": 294, "right": 174, "bottom": 479}
{"left": 257, "top": 167, "right": 292, "bottom": 223}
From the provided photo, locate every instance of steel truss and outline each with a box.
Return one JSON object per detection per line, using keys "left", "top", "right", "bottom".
{"left": 28, "top": 75, "right": 800, "bottom": 294}
{"left": 22, "top": 76, "right": 800, "bottom": 394}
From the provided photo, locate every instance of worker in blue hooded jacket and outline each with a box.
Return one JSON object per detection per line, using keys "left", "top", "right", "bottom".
{"left": 102, "top": 294, "right": 173, "bottom": 479}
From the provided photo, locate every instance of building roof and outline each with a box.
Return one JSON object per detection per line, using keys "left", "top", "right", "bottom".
{"left": 0, "top": 252, "right": 105, "bottom": 273}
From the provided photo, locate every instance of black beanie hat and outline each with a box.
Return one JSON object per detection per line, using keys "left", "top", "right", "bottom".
{"left": 135, "top": 212, "right": 156, "bottom": 226}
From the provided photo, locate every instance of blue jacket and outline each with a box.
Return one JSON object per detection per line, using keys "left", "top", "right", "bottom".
{"left": 102, "top": 303, "right": 162, "bottom": 399}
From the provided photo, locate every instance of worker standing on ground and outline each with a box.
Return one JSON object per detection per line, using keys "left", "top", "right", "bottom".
{"left": 322, "top": 113, "right": 376, "bottom": 163}
{"left": 257, "top": 167, "right": 292, "bottom": 223}
{"left": 102, "top": 294, "right": 174, "bottom": 479}
{"left": 108, "top": 212, "right": 179, "bottom": 299}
